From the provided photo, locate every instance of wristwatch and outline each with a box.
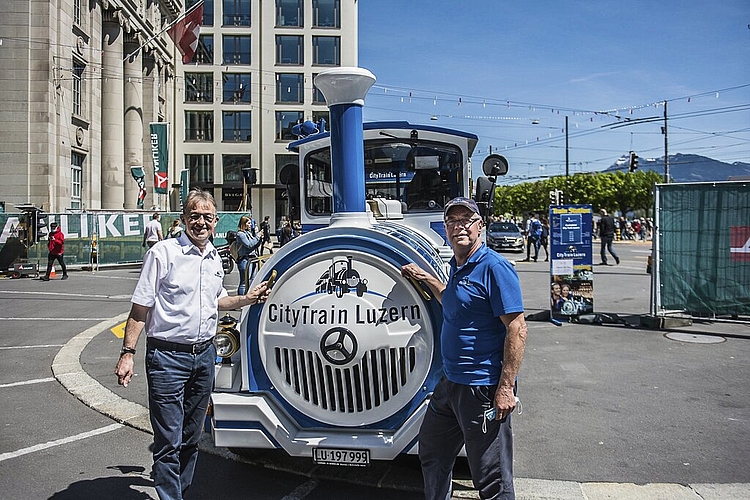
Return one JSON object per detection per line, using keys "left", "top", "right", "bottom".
{"left": 120, "top": 346, "right": 137, "bottom": 356}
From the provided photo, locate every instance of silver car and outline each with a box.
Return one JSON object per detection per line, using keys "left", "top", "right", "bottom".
{"left": 487, "top": 222, "right": 524, "bottom": 253}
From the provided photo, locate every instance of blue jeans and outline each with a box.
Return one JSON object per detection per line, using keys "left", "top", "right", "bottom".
{"left": 419, "top": 378, "right": 515, "bottom": 500}
{"left": 600, "top": 236, "right": 619, "bottom": 264}
{"left": 146, "top": 343, "right": 216, "bottom": 500}
{"left": 236, "top": 257, "right": 257, "bottom": 295}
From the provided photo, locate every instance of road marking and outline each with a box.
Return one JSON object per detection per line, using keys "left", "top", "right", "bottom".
{"left": 0, "top": 317, "right": 113, "bottom": 321}
{"left": 0, "top": 377, "right": 55, "bottom": 388}
{"left": 111, "top": 321, "right": 126, "bottom": 338}
{"left": 0, "top": 344, "right": 64, "bottom": 349}
{"left": 0, "top": 290, "right": 124, "bottom": 299}
{"left": 281, "top": 479, "right": 320, "bottom": 499}
{"left": 0, "top": 423, "right": 123, "bottom": 463}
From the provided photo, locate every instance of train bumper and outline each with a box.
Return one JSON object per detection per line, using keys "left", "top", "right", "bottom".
{"left": 210, "top": 392, "right": 425, "bottom": 460}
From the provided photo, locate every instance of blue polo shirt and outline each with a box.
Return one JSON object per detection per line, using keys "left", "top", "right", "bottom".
{"left": 441, "top": 244, "right": 524, "bottom": 385}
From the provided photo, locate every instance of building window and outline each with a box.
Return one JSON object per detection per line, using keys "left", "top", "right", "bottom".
{"left": 223, "top": 0, "right": 250, "bottom": 26}
{"left": 311, "top": 111, "right": 329, "bottom": 132}
{"left": 185, "top": 154, "right": 214, "bottom": 184}
{"left": 223, "top": 73, "right": 251, "bottom": 103}
{"left": 276, "top": 73, "right": 304, "bottom": 103}
{"left": 276, "top": 35, "right": 303, "bottom": 65}
{"left": 312, "top": 73, "right": 326, "bottom": 104}
{"left": 73, "top": 0, "right": 82, "bottom": 26}
{"left": 185, "top": 73, "right": 213, "bottom": 102}
{"left": 188, "top": 0, "right": 213, "bottom": 26}
{"left": 276, "top": 111, "right": 304, "bottom": 141}
{"left": 185, "top": 111, "right": 214, "bottom": 141}
{"left": 71, "top": 152, "right": 84, "bottom": 209}
{"left": 312, "top": 36, "right": 339, "bottom": 66}
{"left": 223, "top": 111, "right": 251, "bottom": 142}
{"left": 72, "top": 60, "right": 85, "bottom": 117}
{"left": 313, "top": 0, "right": 339, "bottom": 28}
{"left": 223, "top": 35, "right": 251, "bottom": 65}
{"left": 223, "top": 154, "right": 250, "bottom": 184}
{"left": 194, "top": 35, "right": 214, "bottom": 64}
{"left": 276, "top": 0, "right": 303, "bottom": 27}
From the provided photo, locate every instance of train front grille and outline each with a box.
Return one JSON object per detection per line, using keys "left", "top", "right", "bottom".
{"left": 273, "top": 346, "right": 418, "bottom": 414}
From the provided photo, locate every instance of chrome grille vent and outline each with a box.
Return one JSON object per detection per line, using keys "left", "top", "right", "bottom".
{"left": 274, "top": 346, "right": 418, "bottom": 413}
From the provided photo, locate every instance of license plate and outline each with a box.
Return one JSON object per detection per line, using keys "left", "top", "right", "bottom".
{"left": 312, "top": 447, "right": 370, "bottom": 467}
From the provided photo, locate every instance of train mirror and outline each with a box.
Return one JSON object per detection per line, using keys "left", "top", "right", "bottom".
{"left": 482, "top": 154, "right": 509, "bottom": 177}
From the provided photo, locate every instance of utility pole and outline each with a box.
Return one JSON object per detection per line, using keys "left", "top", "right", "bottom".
{"left": 663, "top": 100, "right": 669, "bottom": 183}
{"left": 565, "top": 115, "right": 569, "bottom": 178}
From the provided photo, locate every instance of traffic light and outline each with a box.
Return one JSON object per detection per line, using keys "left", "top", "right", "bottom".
{"left": 31, "top": 210, "right": 47, "bottom": 244}
{"left": 242, "top": 167, "right": 258, "bottom": 185}
{"left": 629, "top": 151, "right": 639, "bottom": 172}
{"left": 549, "top": 189, "right": 564, "bottom": 205}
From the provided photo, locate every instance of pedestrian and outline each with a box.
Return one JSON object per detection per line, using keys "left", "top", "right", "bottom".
{"left": 142, "top": 212, "right": 163, "bottom": 249}
{"left": 260, "top": 215, "right": 273, "bottom": 255}
{"left": 539, "top": 217, "right": 550, "bottom": 261}
{"left": 523, "top": 212, "right": 541, "bottom": 262}
{"left": 236, "top": 215, "right": 262, "bottom": 295}
{"left": 278, "top": 222, "right": 299, "bottom": 247}
{"left": 401, "top": 196, "right": 528, "bottom": 500}
{"left": 166, "top": 219, "right": 183, "bottom": 239}
{"left": 41, "top": 222, "right": 68, "bottom": 281}
{"left": 114, "top": 190, "right": 271, "bottom": 500}
{"left": 598, "top": 209, "right": 620, "bottom": 265}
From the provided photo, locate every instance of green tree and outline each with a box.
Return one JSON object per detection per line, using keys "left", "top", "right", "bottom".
{"left": 493, "top": 170, "right": 662, "bottom": 217}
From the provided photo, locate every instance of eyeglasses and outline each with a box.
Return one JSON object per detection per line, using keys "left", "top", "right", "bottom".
{"left": 187, "top": 212, "right": 217, "bottom": 223}
{"left": 444, "top": 217, "right": 481, "bottom": 228}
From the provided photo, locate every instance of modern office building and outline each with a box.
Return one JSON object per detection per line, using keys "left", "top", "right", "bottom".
{"left": 0, "top": 0, "right": 359, "bottom": 222}
{"left": 177, "top": 0, "right": 358, "bottom": 221}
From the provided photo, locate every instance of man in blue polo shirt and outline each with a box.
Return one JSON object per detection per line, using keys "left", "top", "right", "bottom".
{"left": 402, "top": 197, "right": 528, "bottom": 500}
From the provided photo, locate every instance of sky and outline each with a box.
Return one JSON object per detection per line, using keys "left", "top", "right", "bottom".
{"left": 357, "top": 1, "right": 750, "bottom": 184}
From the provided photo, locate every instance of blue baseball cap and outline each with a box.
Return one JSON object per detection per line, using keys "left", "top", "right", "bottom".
{"left": 444, "top": 197, "right": 480, "bottom": 216}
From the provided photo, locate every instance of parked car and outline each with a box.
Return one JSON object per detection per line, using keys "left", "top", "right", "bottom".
{"left": 486, "top": 221, "right": 524, "bottom": 253}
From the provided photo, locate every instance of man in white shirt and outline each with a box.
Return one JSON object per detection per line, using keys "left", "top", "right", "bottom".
{"left": 115, "top": 190, "right": 271, "bottom": 500}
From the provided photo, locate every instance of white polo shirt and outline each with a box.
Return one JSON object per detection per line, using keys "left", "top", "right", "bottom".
{"left": 132, "top": 233, "right": 228, "bottom": 344}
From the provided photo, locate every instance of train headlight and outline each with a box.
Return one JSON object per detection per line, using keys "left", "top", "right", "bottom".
{"left": 214, "top": 313, "right": 240, "bottom": 358}
{"left": 214, "top": 328, "right": 240, "bottom": 358}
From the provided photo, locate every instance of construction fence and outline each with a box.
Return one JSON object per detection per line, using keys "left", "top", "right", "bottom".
{"left": 653, "top": 181, "right": 750, "bottom": 320}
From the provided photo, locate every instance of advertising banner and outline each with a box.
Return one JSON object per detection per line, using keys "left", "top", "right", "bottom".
{"left": 150, "top": 122, "right": 169, "bottom": 194}
{"left": 549, "top": 205, "right": 594, "bottom": 319}
{"left": 0, "top": 212, "right": 245, "bottom": 268}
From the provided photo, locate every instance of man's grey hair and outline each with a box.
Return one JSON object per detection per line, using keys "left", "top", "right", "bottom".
{"left": 183, "top": 189, "right": 217, "bottom": 214}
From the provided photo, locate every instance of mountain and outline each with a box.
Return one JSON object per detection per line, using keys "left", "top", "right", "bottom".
{"left": 604, "top": 153, "right": 750, "bottom": 183}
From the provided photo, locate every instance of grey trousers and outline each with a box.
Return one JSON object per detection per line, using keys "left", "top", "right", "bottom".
{"left": 419, "top": 377, "right": 515, "bottom": 500}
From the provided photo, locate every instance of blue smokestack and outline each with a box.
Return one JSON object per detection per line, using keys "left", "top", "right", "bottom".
{"left": 313, "top": 68, "right": 376, "bottom": 214}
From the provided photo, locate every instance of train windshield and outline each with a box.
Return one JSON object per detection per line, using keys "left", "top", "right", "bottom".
{"left": 304, "top": 139, "right": 465, "bottom": 216}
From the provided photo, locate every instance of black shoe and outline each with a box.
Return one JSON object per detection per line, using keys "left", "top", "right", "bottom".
{"left": 544, "top": 258, "right": 549, "bottom": 261}
{"left": 533, "top": 258, "right": 538, "bottom": 262}
{"left": 40, "top": 276, "right": 50, "bottom": 281}
{"left": 614, "top": 256, "right": 620, "bottom": 265}
{"left": 597, "top": 262, "right": 609, "bottom": 266}
{"left": 522, "top": 258, "right": 530, "bottom": 262}
{"left": 61, "top": 275, "right": 68, "bottom": 280}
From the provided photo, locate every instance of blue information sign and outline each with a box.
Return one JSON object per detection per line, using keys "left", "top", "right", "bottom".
{"left": 549, "top": 205, "right": 594, "bottom": 319}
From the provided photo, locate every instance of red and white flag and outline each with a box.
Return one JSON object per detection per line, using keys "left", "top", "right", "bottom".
{"left": 155, "top": 171, "right": 169, "bottom": 190}
{"left": 168, "top": 2, "right": 204, "bottom": 64}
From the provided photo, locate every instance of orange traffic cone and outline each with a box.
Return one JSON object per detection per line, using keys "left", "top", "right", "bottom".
{"left": 49, "top": 264, "right": 57, "bottom": 279}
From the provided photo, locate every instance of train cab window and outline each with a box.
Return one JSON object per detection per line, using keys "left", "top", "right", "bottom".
{"left": 302, "top": 139, "right": 464, "bottom": 217}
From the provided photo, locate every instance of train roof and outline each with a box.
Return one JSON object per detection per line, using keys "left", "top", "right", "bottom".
{"left": 287, "top": 121, "right": 479, "bottom": 156}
